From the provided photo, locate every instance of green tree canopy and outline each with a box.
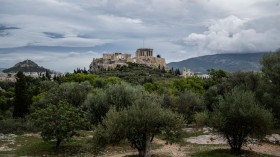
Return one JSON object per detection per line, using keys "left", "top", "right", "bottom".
{"left": 204, "top": 71, "right": 265, "bottom": 111}
{"left": 172, "top": 77, "right": 206, "bottom": 95}
{"left": 206, "top": 69, "right": 228, "bottom": 87}
{"left": 93, "top": 95, "right": 184, "bottom": 157}
{"left": 31, "top": 102, "right": 88, "bottom": 148}
{"left": 260, "top": 49, "right": 280, "bottom": 124}
{"left": 34, "top": 81, "right": 92, "bottom": 109}
{"left": 59, "top": 73, "right": 99, "bottom": 84}
{"left": 83, "top": 82, "right": 152, "bottom": 124}
{"left": 211, "top": 87, "right": 273, "bottom": 154}
{"left": 261, "top": 49, "right": 280, "bottom": 87}
{"left": 175, "top": 90, "right": 205, "bottom": 123}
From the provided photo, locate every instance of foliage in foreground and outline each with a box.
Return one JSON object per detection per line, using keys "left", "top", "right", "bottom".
{"left": 31, "top": 102, "right": 88, "bottom": 148}
{"left": 211, "top": 87, "right": 273, "bottom": 154}
{"left": 93, "top": 97, "right": 184, "bottom": 157}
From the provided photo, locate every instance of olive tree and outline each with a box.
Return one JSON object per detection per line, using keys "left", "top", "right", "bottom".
{"left": 261, "top": 49, "right": 280, "bottom": 87}
{"left": 31, "top": 102, "right": 88, "bottom": 148}
{"left": 261, "top": 49, "right": 280, "bottom": 124}
{"left": 211, "top": 87, "right": 273, "bottom": 154}
{"left": 83, "top": 82, "right": 147, "bottom": 124}
{"left": 93, "top": 95, "right": 184, "bottom": 157}
{"left": 175, "top": 90, "right": 204, "bottom": 123}
{"left": 34, "top": 81, "right": 92, "bottom": 109}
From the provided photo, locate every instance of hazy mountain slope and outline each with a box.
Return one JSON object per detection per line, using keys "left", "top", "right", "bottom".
{"left": 3, "top": 59, "right": 50, "bottom": 73}
{"left": 167, "top": 53, "right": 266, "bottom": 74}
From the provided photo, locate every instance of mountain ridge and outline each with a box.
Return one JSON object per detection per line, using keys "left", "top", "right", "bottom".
{"left": 167, "top": 52, "right": 267, "bottom": 74}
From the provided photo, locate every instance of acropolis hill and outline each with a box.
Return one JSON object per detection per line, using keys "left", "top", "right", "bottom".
{"left": 89, "top": 48, "right": 167, "bottom": 72}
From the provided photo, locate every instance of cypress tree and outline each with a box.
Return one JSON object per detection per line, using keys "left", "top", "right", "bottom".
{"left": 13, "top": 71, "right": 29, "bottom": 118}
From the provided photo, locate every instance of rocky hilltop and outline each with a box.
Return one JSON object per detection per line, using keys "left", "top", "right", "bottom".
{"left": 3, "top": 59, "right": 50, "bottom": 73}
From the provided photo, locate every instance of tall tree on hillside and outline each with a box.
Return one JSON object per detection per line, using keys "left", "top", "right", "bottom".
{"left": 261, "top": 49, "right": 280, "bottom": 87}
{"left": 13, "top": 71, "right": 29, "bottom": 118}
{"left": 45, "top": 70, "right": 51, "bottom": 80}
{"left": 261, "top": 49, "right": 280, "bottom": 124}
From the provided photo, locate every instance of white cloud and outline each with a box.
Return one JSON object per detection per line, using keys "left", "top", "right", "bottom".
{"left": 185, "top": 15, "right": 280, "bottom": 54}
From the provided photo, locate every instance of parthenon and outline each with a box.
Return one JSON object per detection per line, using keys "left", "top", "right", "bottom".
{"left": 136, "top": 48, "right": 153, "bottom": 57}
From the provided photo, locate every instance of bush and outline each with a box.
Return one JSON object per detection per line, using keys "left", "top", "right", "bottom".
{"left": 175, "top": 90, "right": 205, "bottom": 123}
{"left": 194, "top": 111, "right": 209, "bottom": 129}
{"left": 0, "top": 119, "right": 37, "bottom": 134}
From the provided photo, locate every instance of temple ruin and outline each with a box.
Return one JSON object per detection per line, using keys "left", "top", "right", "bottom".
{"left": 89, "top": 48, "right": 167, "bottom": 72}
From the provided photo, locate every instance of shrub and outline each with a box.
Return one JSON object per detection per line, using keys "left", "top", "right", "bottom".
{"left": 0, "top": 119, "right": 37, "bottom": 134}
{"left": 194, "top": 111, "right": 209, "bottom": 129}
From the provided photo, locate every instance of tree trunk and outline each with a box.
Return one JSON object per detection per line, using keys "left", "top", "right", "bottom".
{"left": 231, "top": 146, "right": 241, "bottom": 155}
{"left": 138, "top": 137, "right": 151, "bottom": 157}
{"left": 56, "top": 138, "right": 62, "bottom": 148}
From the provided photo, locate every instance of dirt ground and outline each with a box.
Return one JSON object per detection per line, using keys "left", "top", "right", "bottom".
{"left": 244, "top": 143, "right": 280, "bottom": 157}
{"left": 103, "top": 138, "right": 280, "bottom": 157}
{"left": 103, "top": 138, "right": 186, "bottom": 157}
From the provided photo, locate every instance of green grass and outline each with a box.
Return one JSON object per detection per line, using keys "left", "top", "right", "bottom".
{"left": 104, "top": 139, "right": 164, "bottom": 155}
{"left": 186, "top": 143, "right": 228, "bottom": 155}
{"left": 192, "top": 149, "right": 237, "bottom": 157}
{"left": 0, "top": 131, "right": 165, "bottom": 157}
{"left": 124, "top": 154, "right": 172, "bottom": 157}
{"left": 2, "top": 131, "right": 277, "bottom": 157}
{"left": 15, "top": 135, "right": 93, "bottom": 156}
{"left": 191, "top": 149, "right": 275, "bottom": 157}
{"left": 182, "top": 130, "right": 207, "bottom": 138}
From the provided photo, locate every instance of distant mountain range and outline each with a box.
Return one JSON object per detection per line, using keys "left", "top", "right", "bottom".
{"left": 0, "top": 68, "right": 5, "bottom": 73}
{"left": 167, "top": 52, "right": 267, "bottom": 74}
{"left": 3, "top": 59, "right": 50, "bottom": 73}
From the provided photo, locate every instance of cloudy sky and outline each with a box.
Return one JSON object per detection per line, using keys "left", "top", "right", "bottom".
{"left": 0, "top": 0, "right": 279, "bottom": 72}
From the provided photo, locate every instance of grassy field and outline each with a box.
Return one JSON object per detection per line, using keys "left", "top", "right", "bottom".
{"left": 0, "top": 130, "right": 279, "bottom": 157}
{"left": 192, "top": 149, "right": 275, "bottom": 157}
{"left": 0, "top": 131, "right": 165, "bottom": 157}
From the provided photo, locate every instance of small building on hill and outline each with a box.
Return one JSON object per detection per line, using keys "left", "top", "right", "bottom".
{"left": 181, "top": 67, "right": 210, "bottom": 79}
